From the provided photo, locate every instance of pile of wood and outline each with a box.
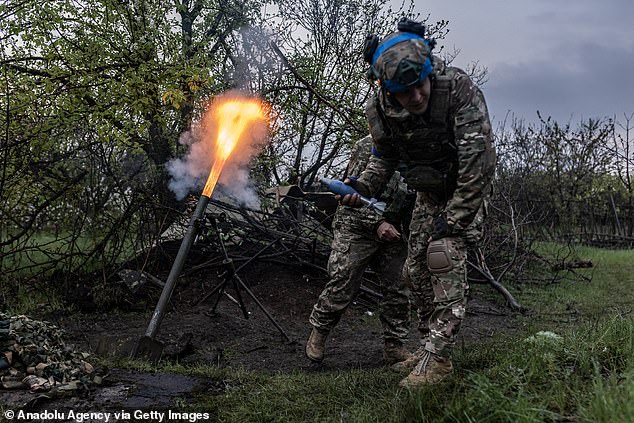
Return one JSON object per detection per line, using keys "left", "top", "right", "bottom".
{"left": 133, "top": 192, "right": 524, "bottom": 312}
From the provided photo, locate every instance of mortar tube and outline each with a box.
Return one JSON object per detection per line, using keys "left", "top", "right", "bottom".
{"left": 144, "top": 194, "right": 210, "bottom": 339}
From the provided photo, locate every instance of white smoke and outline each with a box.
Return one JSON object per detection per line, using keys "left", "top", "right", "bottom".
{"left": 166, "top": 90, "right": 269, "bottom": 207}
{"left": 167, "top": 130, "right": 209, "bottom": 200}
{"left": 216, "top": 167, "right": 262, "bottom": 209}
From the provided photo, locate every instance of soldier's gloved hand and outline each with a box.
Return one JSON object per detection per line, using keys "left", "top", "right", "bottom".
{"left": 376, "top": 221, "right": 401, "bottom": 242}
{"left": 430, "top": 212, "right": 452, "bottom": 240}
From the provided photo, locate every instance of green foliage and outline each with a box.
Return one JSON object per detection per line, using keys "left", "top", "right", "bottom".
{"left": 0, "top": 0, "right": 263, "bottom": 284}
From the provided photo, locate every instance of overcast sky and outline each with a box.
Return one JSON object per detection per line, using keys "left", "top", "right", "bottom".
{"left": 416, "top": 0, "right": 634, "bottom": 126}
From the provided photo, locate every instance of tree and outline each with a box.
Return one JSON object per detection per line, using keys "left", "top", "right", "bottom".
{"left": 0, "top": 0, "right": 262, "bottom": 281}
{"left": 536, "top": 113, "right": 613, "bottom": 232}
{"left": 606, "top": 113, "right": 634, "bottom": 236}
{"left": 494, "top": 112, "right": 619, "bottom": 240}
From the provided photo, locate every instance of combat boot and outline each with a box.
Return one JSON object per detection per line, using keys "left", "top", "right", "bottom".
{"left": 390, "top": 345, "right": 426, "bottom": 372}
{"left": 399, "top": 351, "right": 453, "bottom": 388}
{"left": 305, "top": 327, "right": 329, "bottom": 362}
{"left": 383, "top": 340, "right": 413, "bottom": 365}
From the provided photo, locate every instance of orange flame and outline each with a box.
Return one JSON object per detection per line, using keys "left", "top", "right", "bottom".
{"left": 201, "top": 96, "right": 268, "bottom": 198}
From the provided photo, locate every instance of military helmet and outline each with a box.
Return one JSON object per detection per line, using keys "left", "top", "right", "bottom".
{"left": 364, "top": 18, "right": 435, "bottom": 93}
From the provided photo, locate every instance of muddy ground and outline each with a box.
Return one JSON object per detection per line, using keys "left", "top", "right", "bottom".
{"left": 0, "top": 259, "right": 519, "bottom": 416}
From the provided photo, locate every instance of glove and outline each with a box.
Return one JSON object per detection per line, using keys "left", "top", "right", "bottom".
{"left": 430, "top": 212, "right": 452, "bottom": 240}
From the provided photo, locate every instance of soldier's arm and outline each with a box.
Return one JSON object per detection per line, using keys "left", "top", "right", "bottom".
{"left": 444, "top": 72, "right": 496, "bottom": 233}
{"left": 379, "top": 172, "right": 407, "bottom": 226}
{"left": 340, "top": 151, "right": 398, "bottom": 208}
{"left": 355, "top": 153, "right": 398, "bottom": 198}
{"left": 355, "top": 97, "right": 400, "bottom": 198}
{"left": 372, "top": 171, "right": 407, "bottom": 241}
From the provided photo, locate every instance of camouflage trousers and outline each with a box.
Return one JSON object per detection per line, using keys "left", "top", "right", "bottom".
{"left": 309, "top": 218, "right": 410, "bottom": 343}
{"left": 405, "top": 192, "right": 485, "bottom": 358}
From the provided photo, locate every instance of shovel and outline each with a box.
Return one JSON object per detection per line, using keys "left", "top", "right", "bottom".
{"left": 132, "top": 194, "right": 211, "bottom": 361}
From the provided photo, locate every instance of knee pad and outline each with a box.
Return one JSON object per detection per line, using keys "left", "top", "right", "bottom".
{"left": 427, "top": 238, "right": 453, "bottom": 274}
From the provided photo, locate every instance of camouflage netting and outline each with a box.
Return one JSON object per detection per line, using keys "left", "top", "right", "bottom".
{"left": 0, "top": 313, "right": 104, "bottom": 396}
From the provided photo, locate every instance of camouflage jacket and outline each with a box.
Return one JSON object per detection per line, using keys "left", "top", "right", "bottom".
{"left": 356, "top": 57, "right": 496, "bottom": 234}
{"left": 335, "top": 136, "right": 408, "bottom": 237}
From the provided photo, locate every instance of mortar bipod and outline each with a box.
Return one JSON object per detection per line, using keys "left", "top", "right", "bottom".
{"left": 200, "top": 212, "right": 292, "bottom": 343}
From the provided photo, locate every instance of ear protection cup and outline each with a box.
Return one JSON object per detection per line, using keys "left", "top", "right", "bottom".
{"left": 363, "top": 34, "right": 379, "bottom": 64}
{"left": 397, "top": 18, "right": 426, "bottom": 37}
{"left": 363, "top": 34, "right": 380, "bottom": 81}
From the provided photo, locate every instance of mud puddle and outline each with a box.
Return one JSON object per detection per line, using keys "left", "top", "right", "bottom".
{"left": 1, "top": 368, "right": 224, "bottom": 418}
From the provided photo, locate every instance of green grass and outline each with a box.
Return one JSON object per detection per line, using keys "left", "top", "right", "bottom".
{"left": 2, "top": 283, "right": 67, "bottom": 315}
{"left": 147, "top": 314, "right": 630, "bottom": 423}
{"left": 88, "top": 245, "right": 633, "bottom": 422}
{"left": 5, "top": 244, "right": 632, "bottom": 422}
{"left": 106, "top": 312, "right": 633, "bottom": 422}
{"left": 581, "top": 370, "right": 634, "bottom": 423}
{"left": 3, "top": 222, "right": 143, "bottom": 278}
{"left": 518, "top": 244, "right": 634, "bottom": 320}
{"left": 1, "top": 229, "right": 140, "bottom": 313}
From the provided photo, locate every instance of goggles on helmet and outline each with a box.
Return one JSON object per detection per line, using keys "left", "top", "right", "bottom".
{"left": 382, "top": 58, "right": 432, "bottom": 93}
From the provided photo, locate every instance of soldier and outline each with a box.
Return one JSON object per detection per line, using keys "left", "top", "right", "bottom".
{"left": 306, "top": 135, "right": 414, "bottom": 366}
{"left": 339, "top": 18, "right": 496, "bottom": 387}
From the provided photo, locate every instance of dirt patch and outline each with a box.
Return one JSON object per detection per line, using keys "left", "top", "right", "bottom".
{"left": 1, "top": 260, "right": 519, "bottom": 411}
{"left": 76, "top": 261, "right": 516, "bottom": 371}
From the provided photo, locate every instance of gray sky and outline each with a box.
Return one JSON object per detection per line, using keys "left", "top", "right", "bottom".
{"left": 417, "top": 0, "right": 634, "bottom": 126}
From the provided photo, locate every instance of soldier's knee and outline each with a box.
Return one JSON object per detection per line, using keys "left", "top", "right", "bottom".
{"left": 426, "top": 238, "right": 468, "bottom": 303}
{"left": 427, "top": 238, "right": 459, "bottom": 274}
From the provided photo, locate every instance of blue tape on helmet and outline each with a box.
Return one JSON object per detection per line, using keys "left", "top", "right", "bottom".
{"left": 372, "top": 33, "right": 433, "bottom": 93}
{"left": 372, "top": 33, "right": 424, "bottom": 64}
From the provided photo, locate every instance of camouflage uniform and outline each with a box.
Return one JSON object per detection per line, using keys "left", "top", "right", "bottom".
{"left": 309, "top": 136, "right": 412, "bottom": 344}
{"left": 356, "top": 49, "right": 496, "bottom": 359}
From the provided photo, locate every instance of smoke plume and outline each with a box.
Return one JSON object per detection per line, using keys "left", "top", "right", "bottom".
{"left": 167, "top": 90, "right": 269, "bottom": 208}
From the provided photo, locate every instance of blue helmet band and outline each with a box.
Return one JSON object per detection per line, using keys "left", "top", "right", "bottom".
{"left": 372, "top": 33, "right": 424, "bottom": 64}
{"left": 371, "top": 33, "right": 433, "bottom": 93}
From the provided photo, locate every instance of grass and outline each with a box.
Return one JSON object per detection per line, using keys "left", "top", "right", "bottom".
{"left": 3, "top": 221, "right": 145, "bottom": 278}
{"left": 4, "top": 244, "right": 632, "bottom": 422}
{"left": 519, "top": 243, "right": 634, "bottom": 320}
{"left": 106, "top": 312, "right": 632, "bottom": 422}
{"left": 148, "top": 315, "right": 630, "bottom": 423}
{"left": 1, "top": 283, "right": 67, "bottom": 316}
{"left": 581, "top": 370, "right": 634, "bottom": 423}
{"left": 86, "top": 244, "right": 632, "bottom": 422}
{"left": 1, "top": 229, "right": 139, "bottom": 313}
